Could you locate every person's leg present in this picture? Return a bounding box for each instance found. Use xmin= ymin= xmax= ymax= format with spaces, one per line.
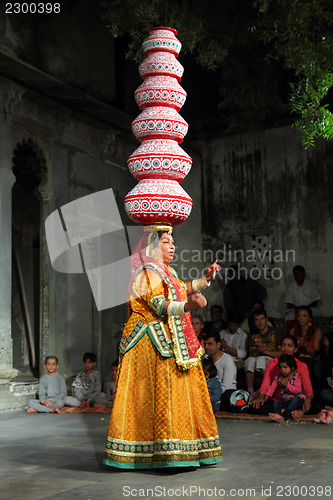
xmin=282 ymin=396 xmax=303 ymax=420
xmin=245 ymin=357 xmax=255 ymax=392
xmin=273 ymin=400 xmax=284 ymax=415
xmin=27 ymin=399 xmax=50 ymax=413
xmin=93 ymin=392 xmax=107 ymax=408
xmin=49 ymin=398 xmax=65 ymax=410
xmin=255 ymin=356 xmax=271 ymax=371
xmin=64 ymin=396 xmax=81 ymax=407
xmin=268 ymin=400 xmax=285 ymax=422
xmin=219 ymin=389 xmax=236 ymax=411
xmin=249 ymin=398 xmax=274 ymax=415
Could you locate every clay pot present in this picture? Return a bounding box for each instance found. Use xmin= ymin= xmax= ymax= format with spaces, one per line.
xmin=124 ymin=179 xmax=192 ymax=226
xmin=127 ymin=139 xmax=192 ymax=182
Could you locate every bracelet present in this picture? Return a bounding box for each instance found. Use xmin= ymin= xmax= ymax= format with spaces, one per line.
xmin=192 ymin=276 xmax=211 ymax=292
xmin=167 ymin=301 xmax=186 ymax=316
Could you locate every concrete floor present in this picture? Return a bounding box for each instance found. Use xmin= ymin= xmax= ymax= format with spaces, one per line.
xmin=0 ymin=411 xmax=332 ymax=500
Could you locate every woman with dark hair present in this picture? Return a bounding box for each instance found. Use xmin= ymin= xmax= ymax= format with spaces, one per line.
xmin=290 ymin=305 xmax=322 ymax=366
xmin=250 ymin=335 xmax=313 ymax=417
xmin=103 ymin=225 xmax=222 ymax=469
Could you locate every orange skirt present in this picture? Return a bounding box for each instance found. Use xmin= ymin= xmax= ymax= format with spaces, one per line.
xmin=104 ymin=332 xmax=222 ymax=469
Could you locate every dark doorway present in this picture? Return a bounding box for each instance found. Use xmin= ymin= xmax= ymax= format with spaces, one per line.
xmin=11 ymin=139 xmax=46 ymax=377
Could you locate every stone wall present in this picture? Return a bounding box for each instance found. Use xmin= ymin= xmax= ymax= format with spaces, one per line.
xmin=189 ymin=126 xmax=333 ymax=321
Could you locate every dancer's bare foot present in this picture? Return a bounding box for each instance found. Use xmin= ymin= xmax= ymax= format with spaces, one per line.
xmin=291 ymin=410 xmax=304 ymax=420
xmin=48 ymin=408 xmax=60 ymax=413
xmin=27 ymin=408 xmax=37 ymax=413
xmin=269 ymin=413 xmax=284 ymax=423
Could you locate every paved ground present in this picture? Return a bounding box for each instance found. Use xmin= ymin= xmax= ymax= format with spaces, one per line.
xmin=0 ymin=411 xmax=332 ymax=500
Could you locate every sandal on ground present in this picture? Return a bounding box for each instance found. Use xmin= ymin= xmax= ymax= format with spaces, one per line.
xmin=313 ymin=409 xmax=327 ymax=423
xmin=313 ymin=409 xmax=333 ymax=424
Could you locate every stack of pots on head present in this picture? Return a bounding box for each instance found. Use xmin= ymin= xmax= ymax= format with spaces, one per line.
xmin=125 ymin=26 xmax=193 ymax=227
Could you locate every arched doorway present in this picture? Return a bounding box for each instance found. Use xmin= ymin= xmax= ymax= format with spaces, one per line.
xmin=11 ymin=139 xmax=47 ymax=377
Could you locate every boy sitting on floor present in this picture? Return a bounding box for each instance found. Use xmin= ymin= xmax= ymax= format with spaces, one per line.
xmin=27 ymin=355 xmax=66 ymax=413
xmin=64 ymin=352 xmax=104 ymax=408
xmin=103 ymin=360 xmax=118 ymax=409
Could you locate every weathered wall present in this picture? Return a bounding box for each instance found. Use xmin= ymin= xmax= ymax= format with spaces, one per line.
xmin=190 ymin=126 xmax=333 ymax=319
xmin=2 ymin=1 xmax=116 ymax=104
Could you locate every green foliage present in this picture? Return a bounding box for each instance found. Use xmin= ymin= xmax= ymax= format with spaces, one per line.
xmin=256 ymin=0 xmax=333 ymax=147
xmin=100 ymin=0 xmax=333 ymax=147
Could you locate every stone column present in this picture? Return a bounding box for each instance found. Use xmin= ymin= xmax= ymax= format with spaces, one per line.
xmin=0 ymin=121 xmax=18 ymax=379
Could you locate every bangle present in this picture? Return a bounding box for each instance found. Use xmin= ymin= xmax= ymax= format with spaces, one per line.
xmin=192 ymin=276 xmax=211 ymax=292
xmin=167 ymin=301 xmax=186 ymax=316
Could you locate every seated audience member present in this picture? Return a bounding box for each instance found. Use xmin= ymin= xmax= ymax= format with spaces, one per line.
xmin=290 ymin=305 xmax=322 ymax=368
xmin=219 ymin=311 xmax=247 ymax=368
xmin=245 ymin=309 xmax=280 ymax=393
xmin=203 ymin=305 xmax=227 ymax=336
xmin=201 ymin=357 xmax=222 ymax=413
xmin=223 ymin=264 xmax=267 ymax=318
xmin=266 ymin=354 xmax=306 ymax=423
xmin=285 ymin=265 xmax=321 ymax=332
xmin=203 ymin=332 xmax=237 ymax=396
xmin=102 ymin=360 xmax=118 ymax=409
xmin=64 ymin=352 xmax=104 ymax=408
xmin=27 ymin=355 xmax=66 ymax=413
xmin=313 ymin=316 xmax=333 ymax=408
xmin=250 ymin=335 xmax=313 ymax=416
xmin=241 ymin=301 xmax=275 ymax=334
xmin=192 ymin=314 xmax=205 ymax=346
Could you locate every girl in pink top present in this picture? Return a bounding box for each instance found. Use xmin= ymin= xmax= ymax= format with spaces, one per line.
xmin=266 ymin=354 xmax=305 ymax=422
xmin=251 ymin=335 xmax=313 ymax=418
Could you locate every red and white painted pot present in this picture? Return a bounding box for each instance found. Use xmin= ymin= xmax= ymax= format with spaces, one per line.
xmin=127 ymin=139 xmax=192 ymax=182
xmin=135 ymin=76 xmax=186 ymax=111
xmin=125 ymin=179 xmax=192 ymax=226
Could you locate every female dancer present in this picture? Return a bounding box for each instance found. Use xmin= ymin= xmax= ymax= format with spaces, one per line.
xmin=104 ymin=225 xmax=223 ymax=469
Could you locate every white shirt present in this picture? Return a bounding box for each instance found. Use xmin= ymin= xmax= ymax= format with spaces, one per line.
xmin=219 ymin=328 xmax=248 ymax=360
xmin=214 ymin=353 xmax=237 ymax=393
xmin=285 ymin=278 xmax=321 ymax=320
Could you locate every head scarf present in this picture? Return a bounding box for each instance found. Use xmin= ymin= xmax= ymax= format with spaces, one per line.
xmin=128 ymin=224 xmax=173 ymax=295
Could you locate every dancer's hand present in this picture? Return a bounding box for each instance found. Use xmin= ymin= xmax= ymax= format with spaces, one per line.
xmin=185 ymin=292 xmax=207 ymax=311
xmin=205 ymin=260 xmax=220 ymax=282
